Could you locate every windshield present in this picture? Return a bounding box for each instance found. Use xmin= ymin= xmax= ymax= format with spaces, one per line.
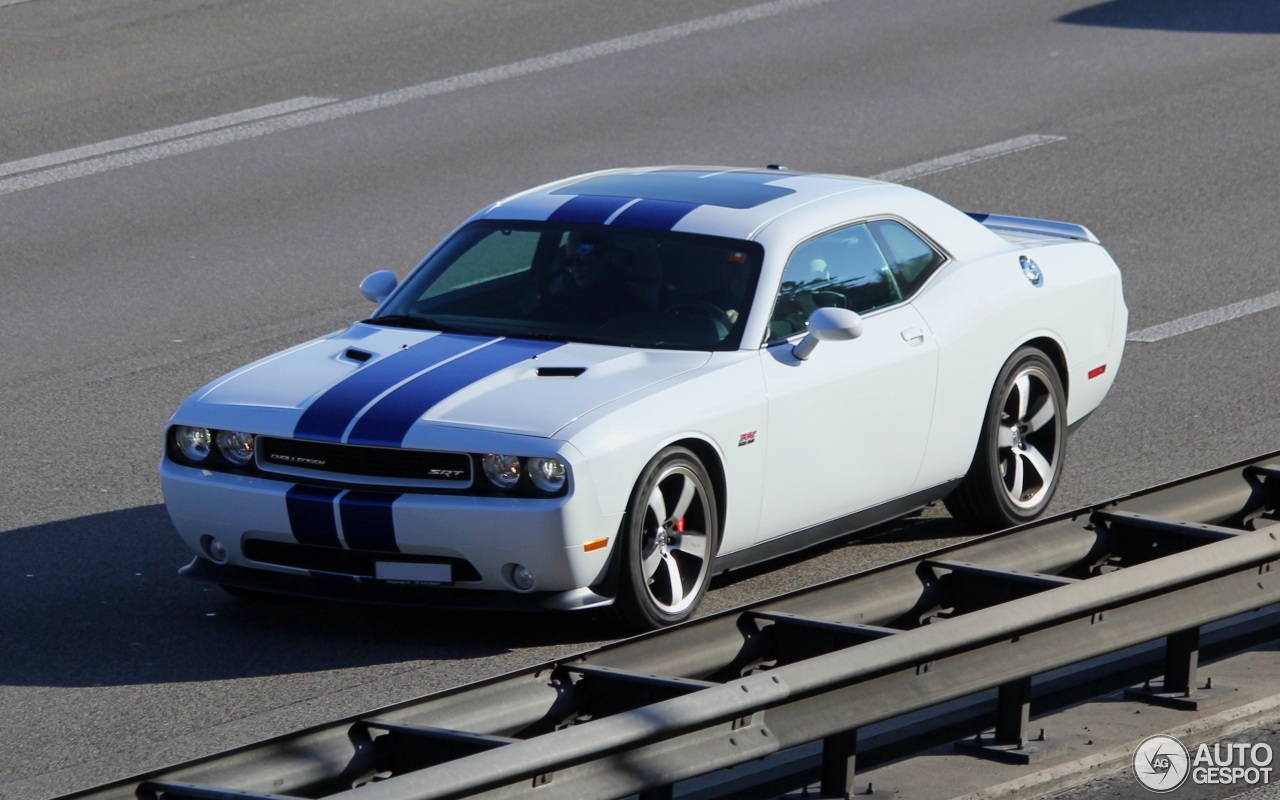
xmin=372 ymin=221 xmax=763 ymax=351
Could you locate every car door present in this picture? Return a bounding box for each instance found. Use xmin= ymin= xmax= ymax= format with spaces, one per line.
xmin=755 ymin=221 xmax=940 ymax=542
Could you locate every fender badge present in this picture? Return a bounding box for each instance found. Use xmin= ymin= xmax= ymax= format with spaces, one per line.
xmin=738 ymin=431 xmax=757 ymax=447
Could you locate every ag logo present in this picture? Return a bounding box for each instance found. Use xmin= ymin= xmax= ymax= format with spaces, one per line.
xmin=1134 ymin=734 xmax=1190 ymax=792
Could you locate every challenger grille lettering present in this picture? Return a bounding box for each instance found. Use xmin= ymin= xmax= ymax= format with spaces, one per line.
xmin=257 ymin=437 xmax=471 ymax=484
xmin=269 ymin=453 xmax=327 ymax=467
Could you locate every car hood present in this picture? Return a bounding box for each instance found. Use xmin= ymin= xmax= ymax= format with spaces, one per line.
xmin=187 ymin=324 xmax=711 ymax=443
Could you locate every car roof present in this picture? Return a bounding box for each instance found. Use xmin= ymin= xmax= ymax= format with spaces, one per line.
xmin=474 ymin=166 xmax=900 ymax=241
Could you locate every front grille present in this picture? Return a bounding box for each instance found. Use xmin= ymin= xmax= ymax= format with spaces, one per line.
xmin=257 ymin=437 xmax=471 ymax=483
xmin=244 ymin=539 xmax=483 ymax=582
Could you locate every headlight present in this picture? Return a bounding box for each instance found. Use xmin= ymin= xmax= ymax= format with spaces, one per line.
xmin=528 ymin=457 xmax=567 ymax=493
xmin=482 ymin=454 xmax=521 ymax=490
xmin=215 ymin=431 xmax=255 ymax=467
xmin=173 ymin=426 xmax=213 ymax=462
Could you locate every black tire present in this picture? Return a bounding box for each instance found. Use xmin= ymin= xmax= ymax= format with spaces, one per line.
xmin=611 ymin=446 xmax=719 ymax=630
xmin=944 ymin=347 xmax=1067 ymax=529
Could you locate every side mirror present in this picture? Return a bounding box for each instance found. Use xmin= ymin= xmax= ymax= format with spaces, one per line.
xmin=792 ymin=306 xmax=863 ymax=361
xmin=359 ymin=270 xmax=398 ymax=303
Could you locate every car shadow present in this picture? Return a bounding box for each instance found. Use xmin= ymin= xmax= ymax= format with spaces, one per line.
xmin=1059 ymin=0 xmax=1280 ymax=34
xmin=0 ymin=505 xmax=612 ymax=688
xmin=710 ymin=510 xmax=983 ymax=590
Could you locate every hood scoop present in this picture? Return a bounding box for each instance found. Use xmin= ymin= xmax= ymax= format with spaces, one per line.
xmin=343 ymin=348 xmax=374 ymax=364
xmin=536 ymin=366 xmax=586 ymax=378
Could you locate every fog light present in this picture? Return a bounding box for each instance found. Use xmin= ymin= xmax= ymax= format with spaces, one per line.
xmin=202 ymin=535 xmax=228 ymax=564
xmin=512 ymin=564 xmax=535 ymax=590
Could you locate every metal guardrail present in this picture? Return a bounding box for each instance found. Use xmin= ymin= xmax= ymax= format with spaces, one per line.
xmin=62 ymin=454 xmax=1280 ymax=800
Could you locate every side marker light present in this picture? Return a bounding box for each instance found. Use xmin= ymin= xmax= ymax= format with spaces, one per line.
xmin=1088 ymin=365 xmax=1107 ymax=380
xmin=584 ymin=538 xmax=609 ymax=552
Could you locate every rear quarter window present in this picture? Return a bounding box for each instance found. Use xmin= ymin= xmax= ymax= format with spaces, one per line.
xmin=870 ymin=219 xmax=944 ymax=295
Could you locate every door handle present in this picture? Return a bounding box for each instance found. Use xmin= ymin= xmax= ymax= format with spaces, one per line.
xmin=901 ymin=327 xmax=925 ymax=346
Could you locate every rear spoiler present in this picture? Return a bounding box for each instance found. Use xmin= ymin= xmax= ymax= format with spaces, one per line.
xmin=966 ymin=212 xmax=1100 ymax=244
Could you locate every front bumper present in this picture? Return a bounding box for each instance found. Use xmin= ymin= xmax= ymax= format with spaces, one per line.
xmin=160 ymin=459 xmax=622 ymax=608
xmin=181 ymin=558 xmax=613 ymax=611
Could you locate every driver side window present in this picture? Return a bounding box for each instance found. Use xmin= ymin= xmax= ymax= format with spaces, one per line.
xmin=769 ymin=223 xmax=898 ymax=339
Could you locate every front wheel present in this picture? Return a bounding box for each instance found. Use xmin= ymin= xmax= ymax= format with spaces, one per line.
xmin=945 ymin=347 xmax=1067 ymax=529
xmin=611 ymin=446 xmax=719 ymax=630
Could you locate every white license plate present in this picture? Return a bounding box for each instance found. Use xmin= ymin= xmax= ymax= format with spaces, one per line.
xmin=375 ymin=561 xmax=452 ymax=584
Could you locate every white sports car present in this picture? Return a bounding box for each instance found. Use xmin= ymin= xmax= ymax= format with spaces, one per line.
xmin=161 ymin=166 xmax=1126 ymax=628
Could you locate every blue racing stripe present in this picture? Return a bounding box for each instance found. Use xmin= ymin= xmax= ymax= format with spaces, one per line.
xmin=711 ymin=170 xmax=791 ymax=185
xmin=294 ymin=334 xmax=492 ymax=442
xmin=338 ymin=491 xmax=400 ymax=553
xmin=546 ymin=194 xmax=632 ymax=224
xmin=347 ymin=338 xmax=562 ymax=447
xmin=285 ymin=485 xmax=342 ymax=548
xmin=611 ymin=198 xmax=700 ymax=230
xmin=552 ymin=171 xmax=793 ymax=209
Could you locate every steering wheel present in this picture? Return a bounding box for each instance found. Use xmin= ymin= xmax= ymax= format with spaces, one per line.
xmin=664 ymin=300 xmax=734 ymax=332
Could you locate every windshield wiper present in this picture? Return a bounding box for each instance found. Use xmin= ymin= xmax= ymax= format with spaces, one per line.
xmin=363 ymin=314 xmax=426 ymax=328
xmin=363 ymin=315 xmax=474 ymax=333
xmin=504 ymin=330 xmax=574 ymax=343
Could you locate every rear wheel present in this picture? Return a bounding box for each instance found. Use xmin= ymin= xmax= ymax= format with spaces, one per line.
xmin=612 ymin=446 xmax=718 ymax=630
xmin=945 ymin=347 xmax=1066 ymax=529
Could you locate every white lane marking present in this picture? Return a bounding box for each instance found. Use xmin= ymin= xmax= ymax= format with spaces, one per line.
xmin=0 ymin=101 xmax=363 ymax=196
xmin=0 ymin=97 xmax=337 ymax=179
xmin=1127 ymin=290 xmax=1280 ymax=342
xmin=873 ymin=135 xmax=1066 ymax=182
xmin=0 ymin=0 xmax=835 ymax=196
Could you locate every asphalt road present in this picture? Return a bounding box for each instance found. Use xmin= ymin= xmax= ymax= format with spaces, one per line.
xmin=2 ymin=1 xmax=1279 ymax=797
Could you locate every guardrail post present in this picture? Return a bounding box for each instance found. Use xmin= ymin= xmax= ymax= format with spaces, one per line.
xmin=820 ymin=728 xmax=857 ymax=798
xmin=820 ymin=727 xmax=890 ymax=797
xmin=994 ymin=676 xmax=1032 ymax=748
xmin=955 ymin=676 xmax=1050 ymax=764
xmin=1125 ymin=626 xmax=1231 ymax=710
xmin=1165 ymin=627 xmax=1199 ymax=695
